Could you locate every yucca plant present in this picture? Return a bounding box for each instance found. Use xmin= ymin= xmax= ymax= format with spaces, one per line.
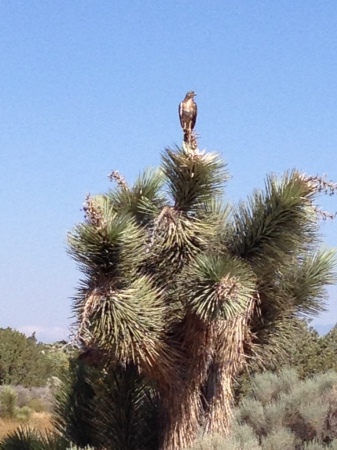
xmin=0 ymin=427 xmax=68 ymax=450
xmin=67 ymin=130 xmax=336 ymax=450
xmin=53 ymin=359 xmax=96 ymax=448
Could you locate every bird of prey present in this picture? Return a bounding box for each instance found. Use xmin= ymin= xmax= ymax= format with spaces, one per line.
xmin=179 ymin=91 xmax=197 ymax=144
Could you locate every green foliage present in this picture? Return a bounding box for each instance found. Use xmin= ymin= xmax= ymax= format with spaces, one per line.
xmin=15 ymin=405 xmax=32 ymax=422
xmin=4 ymin=385 xmax=53 ymax=413
xmin=0 ymin=428 xmax=42 ymax=450
xmin=26 ymin=398 xmax=46 ymax=413
xmin=236 ymin=369 xmax=337 ymax=447
xmin=107 ymin=168 xmax=166 ymax=225
xmin=0 ymin=386 xmax=33 ymax=421
xmin=53 ymin=359 xmax=159 ymax=450
xmin=183 ymin=254 xmax=256 ymax=321
xmin=190 ymin=370 xmax=337 ymax=449
xmin=162 ymin=147 xmax=228 ymax=211
xmin=283 ymin=320 xmax=337 ymax=379
xmin=53 ymin=360 xmax=95 ymax=448
xmin=234 ymin=318 xmax=337 ymax=403
xmin=0 ymin=427 xmax=68 ymax=450
xmin=92 ymin=364 xmax=159 ymax=450
xmin=0 ymin=328 xmax=62 ymax=387
xmin=190 ymin=427 xmax=261 ymax=450
xmin=260 ymin=428 xmax=297 ymax=450
xmin=0 ymin=386 xmax=17 ymax=418
xmin=66 ymin=144 xmax=336 ymax=449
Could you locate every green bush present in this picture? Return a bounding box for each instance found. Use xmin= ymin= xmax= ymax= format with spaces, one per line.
xmin=27 ymin=397 xmax=46 ymax=413
xmin=0 ymin=328 xmax=59 ymax=387
xmin=283 ymin=321 xmax=337 ymax=379
xmin=0 ymin=386 xmax=34 ymax=422
xmin=0 ymin=386 xmax=17 ymax=418
xmin=11 ymin=385 xmax=53 ymax=412
xmin=234 ymin=320 xmax=337 ymax=403
xmin=302 ymin=440 xmax=337 ymax=450
xmin=15 ymin=405 xmax=32 ymax=422
xmin=247 ymin=368 xmax=298 ymax=406
xmin=236 ymin=369 xmax=337 ymax=447
xmin=260 ymin=428 xmax=296 ymax=450
xmin=191 ymin=369 xmax=337 ymax=450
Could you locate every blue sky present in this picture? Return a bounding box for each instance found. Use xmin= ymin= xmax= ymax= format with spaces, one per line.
xmin=1 ymin=1 xmax=337 ymax=342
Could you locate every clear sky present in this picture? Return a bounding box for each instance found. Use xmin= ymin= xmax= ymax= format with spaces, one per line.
xmin=1 ymin=1 xmax=337 ymax=342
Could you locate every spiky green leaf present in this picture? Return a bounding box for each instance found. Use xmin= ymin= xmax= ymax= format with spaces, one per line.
xmin=162 ymin=146 xmax=229 ymax=212
xmin=228 ymin=171 xmax=318 ymax=275
xmin=183 ymin=254 xmax=256 ymax=321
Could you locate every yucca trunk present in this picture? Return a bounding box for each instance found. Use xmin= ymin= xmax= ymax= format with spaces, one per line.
xmin=203 ymin=303 xmax=255 ymax=435
xmin=159 ymin=385 xmax=200 ymax=450
xmin=159 ymin=304 xmax=254 ymax=449
xmin=156 ymin=314 xmax=211 ymax=450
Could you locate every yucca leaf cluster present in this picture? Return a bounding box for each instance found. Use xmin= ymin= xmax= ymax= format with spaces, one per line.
xmin=67 ymin=145 xmax=336 ymax=450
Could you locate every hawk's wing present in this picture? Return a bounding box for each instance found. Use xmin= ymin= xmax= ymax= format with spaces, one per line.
xmin=190 ymin=101 xmax=197 ymax=130
xmin=178 ymin=101 xmax=184 ymax=128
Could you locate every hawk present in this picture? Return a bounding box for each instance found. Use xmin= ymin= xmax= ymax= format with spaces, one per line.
xmin=179 ymin=91 xmax=197 ymax=143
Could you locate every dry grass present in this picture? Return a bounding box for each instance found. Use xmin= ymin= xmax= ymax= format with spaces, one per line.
xmin=0 ymin=412 xmax=53 ymax=439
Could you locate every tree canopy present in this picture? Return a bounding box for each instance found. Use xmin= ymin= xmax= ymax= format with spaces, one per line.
xmin=0 ymin=328 xmax=66 ymax=387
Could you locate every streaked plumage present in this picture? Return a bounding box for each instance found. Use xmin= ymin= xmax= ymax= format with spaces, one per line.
xmin=179 ymin=91 xmax=197 ymax=143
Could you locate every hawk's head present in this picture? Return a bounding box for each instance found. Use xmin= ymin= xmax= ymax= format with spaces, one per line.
xmin=185 ymin=91 xmax=197 ymax=99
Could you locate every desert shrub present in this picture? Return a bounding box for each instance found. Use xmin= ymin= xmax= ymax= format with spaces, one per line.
xmin=189 ymin=433 xmax=231 ymax=450
xmin=263 ymin=400 xmax=287 ymax=433
xmin=248 ymin=369 xmax=298 ymax=406
xmin=232 ymin=424 xmax=260 ymax=448
xmin=2 ymin=385 xmax=53 ymax=412
xmin=10 ymin=384 xmax=30 ymax=406
xmin=0 ymin=328 xmax=59 ymax=387
xmin=235 ymin=369 xmax=337 ymax=447
xmin=190 ymin=428 xmax=337 ymax=450
xmin=190 ymin=426 xmax=261 ymax=450
xmin=260 ymin=428 xmax=297 ymax=449
xmin=235 ymin=320 xmax=337 ymax=402
xmin=15 ymin=405 xmax=32 ymax=422
xmin=316 ymin=371 xmax=337 ymax=394
xmin=0 ymin=386 xmax=17 ymax=418
xmin=236 ymin=397 xmax=267 ymax=436
xmin=281 ymin=373 xmax=336 ymax=442
xmin=0 ymin=386 xmax=35 ymax=422
xmin=302 ymin=441 xmax=330 ymax=450
xmin=27 ymin=398 xmax=46 ymax=413
xmin=28 ymin=387 xmax=54 ymax=412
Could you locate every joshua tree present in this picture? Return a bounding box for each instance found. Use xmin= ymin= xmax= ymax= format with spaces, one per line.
xmin=67 ymin=111 xmax=336 ymax=450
